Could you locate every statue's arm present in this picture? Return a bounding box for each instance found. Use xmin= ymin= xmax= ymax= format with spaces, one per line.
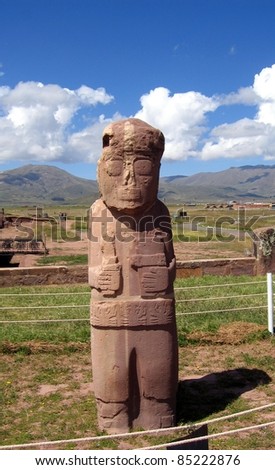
xmin=88 ymin=202 xmax=121 ymax=296
xmin=157 ymin=200 xmax=176 ymax=283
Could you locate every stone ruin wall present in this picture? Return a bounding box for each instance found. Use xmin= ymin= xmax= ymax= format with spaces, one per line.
xmin=0 ymin=257 xmax=258 ymax=288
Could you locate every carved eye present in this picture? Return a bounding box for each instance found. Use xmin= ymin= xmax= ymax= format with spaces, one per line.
xmin=134 ymin=159 xmax=153 ymax=176
xmin=106 ymin=159 xmax=123 ymax=176
xmin=103 ymin=134 xmax=110 ymax=147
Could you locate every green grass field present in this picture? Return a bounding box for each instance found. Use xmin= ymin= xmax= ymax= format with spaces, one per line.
xmin=0 ymin=275 xmax=270 ymax=345
xmin=1 ymin=275 xmax=275 ymax=450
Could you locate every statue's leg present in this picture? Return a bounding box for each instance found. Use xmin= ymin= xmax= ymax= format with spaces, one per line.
xmin=95 ymin=399 xmax=129 ymax=433
xmin=91 ymin=327 xmax=130 ymax=433
xmin=132 ymin=325 xmax=178 ymax=430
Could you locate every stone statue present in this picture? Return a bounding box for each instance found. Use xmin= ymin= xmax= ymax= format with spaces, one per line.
xmin=88 ymin=118 xmax=178 ymax=433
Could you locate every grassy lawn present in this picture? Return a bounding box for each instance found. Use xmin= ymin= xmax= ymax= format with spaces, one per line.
xmin=37 ymin=254 xmax=88 ymax=266
xmin=0 ymin=275 xmax=269 ymax=344
xmin=1 ymin=275 xmax=275 ymax=450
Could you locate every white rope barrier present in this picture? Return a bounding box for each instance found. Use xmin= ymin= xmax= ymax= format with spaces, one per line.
xmin=0 ymin=318 xmax=89 ymax=324
xmin=1 ymin=277 xmax=273 ymax=450
xmin=174 ymin=280 xmax=266 ymax=290
xmin=0 ymin=292 xmax=90 ymax=297
xmin=140 ymin=420 xmax=275 ymax=450
xmin=0 ymin=305 xmax=267 ymax=324
xmin=0 ymin=303 xmax=268 ymax=324
xmin=176 ymin=292 xmax=266 ymax=302
xmin=0 ymin=304 xmax=89 ymax=310
xmin=0 ymin=403 xmax=274 ymax=450
xmin=0 ymin=280 xmax=266 ymax=298
xmin=176 ymin=305 xmax=267 ymax=316
xmin=0 ymin=292 xmax=266 ymax=309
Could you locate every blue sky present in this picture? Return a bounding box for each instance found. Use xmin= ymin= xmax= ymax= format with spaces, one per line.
xmin=1 ymin=0 xmax=275 ymax=180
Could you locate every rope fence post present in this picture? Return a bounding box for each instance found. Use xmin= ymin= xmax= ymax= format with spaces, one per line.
xmin=267 ymin=272 xmax=274 ymax=335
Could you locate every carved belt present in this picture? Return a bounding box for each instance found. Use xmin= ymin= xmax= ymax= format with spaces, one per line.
xmin=91 ymin=298 xmax=175 ymax=327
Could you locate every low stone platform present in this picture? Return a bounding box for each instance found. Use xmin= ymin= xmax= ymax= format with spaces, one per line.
xmin=0 ymin=257 xmax=260 ymax=287
xmin=176 ymin=257 xmax=256 ymax=278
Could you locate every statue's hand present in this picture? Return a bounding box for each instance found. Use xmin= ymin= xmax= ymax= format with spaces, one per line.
xmin=141 ymin=266 xmax=168 ymax=294
xmin=98 ymin=264 xmax=121 ymax=295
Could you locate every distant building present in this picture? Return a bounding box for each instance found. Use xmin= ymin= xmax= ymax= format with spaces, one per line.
xmin=232 ymin=202 xmax=271 ymax=210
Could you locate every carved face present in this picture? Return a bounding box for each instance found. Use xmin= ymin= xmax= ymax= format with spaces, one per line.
xmin=97 ymin=119 xmax=164 ymax=215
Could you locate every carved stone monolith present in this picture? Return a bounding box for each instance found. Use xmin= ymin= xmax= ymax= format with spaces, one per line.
xmin=88 ymin=118 xmax=178 ymax=433
xmin=254 ymin=227 xmax=275 ymax=275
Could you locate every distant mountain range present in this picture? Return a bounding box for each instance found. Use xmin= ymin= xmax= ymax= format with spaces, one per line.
xmin=1 ymin=163 xmax=275 ymax=205
xmin=0 ymin=164 xmax=98 ymax=205
xmin=159 ymin=164 xmax=275 ymax=203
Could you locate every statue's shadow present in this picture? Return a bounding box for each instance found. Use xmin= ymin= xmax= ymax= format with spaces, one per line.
xmin=176 ymin=368 xmax=271 ymax=423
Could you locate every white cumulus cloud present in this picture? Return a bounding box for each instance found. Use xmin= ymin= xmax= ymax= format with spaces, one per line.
xmin=1 ymin=64 xmax=275 ymax=167
xmin=200 ymin=64 xmax=275 ymax=161
xmin=135 ymin=87 xmax=219 ymax=160
xmin=65 ymin=112 xmax=124 ymax=163
xmin=0 ymin=81 xmax=114 ymax=164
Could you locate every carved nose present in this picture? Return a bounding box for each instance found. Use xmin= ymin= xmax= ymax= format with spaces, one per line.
xmin=123 ymin=164 xmax=135 ymax=185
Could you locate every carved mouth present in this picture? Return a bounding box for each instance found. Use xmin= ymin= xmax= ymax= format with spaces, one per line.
xmin=118 ymin=187 xmax=141 ymax=201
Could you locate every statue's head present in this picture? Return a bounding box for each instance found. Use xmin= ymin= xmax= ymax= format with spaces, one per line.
xmin=97 ymin=118 xmax=164 ymax=215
